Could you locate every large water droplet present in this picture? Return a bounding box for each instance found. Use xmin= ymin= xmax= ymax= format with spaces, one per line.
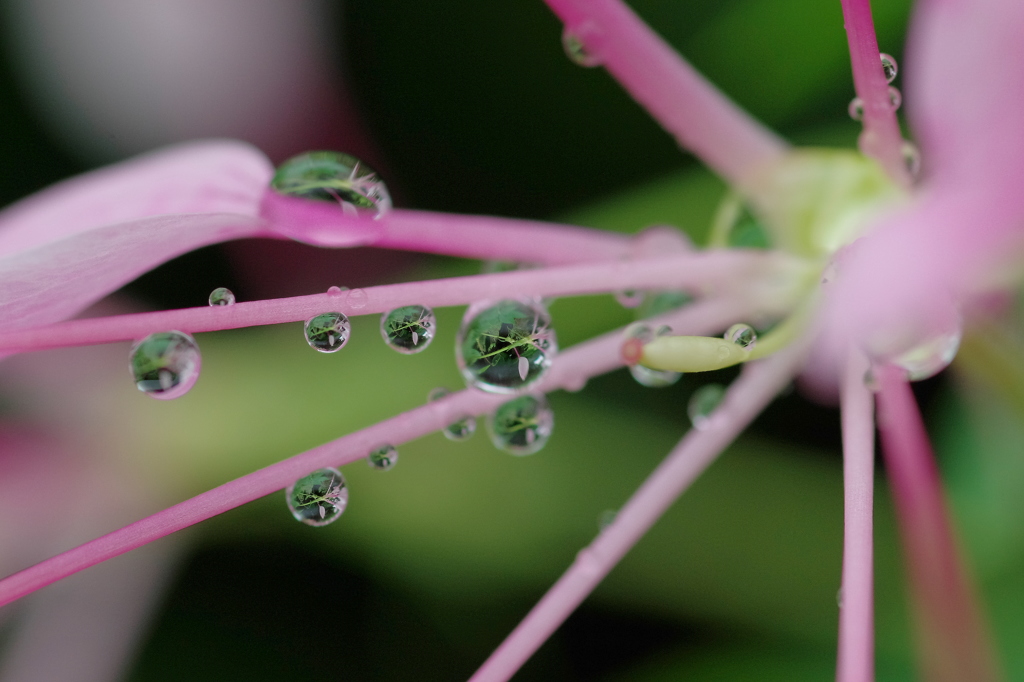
xmin=725 ymin=323 xmax=757 ymax=350
xmin=304 ymin=312 xmax=351 ymax=353
xmin=880 ymin=53 xmax=898 ymax=83
xmin=488 ymin=395 xmax=554 ymax=455
xmin=130 ymin=331 xmax=201 ymax=400
xmin=381 ymin=305 xmax=435 ymax=354
xmin=208 ymin=287 xmax=235 ymax=307
xmin=688 ymin=384 xmax=725 ymax=430
xmin=848 ymin=97 xmax=865 ymax=122
xmin=624 ymin=323 xmax=682 ymax=388
xmin=561 ymin=24 xmax=602 ymax=67
xmin=368 ymin=444 xmax=398 ymax=471
xmin=286 ymin=468 xmax=349 ymax=526
xmin=888 ymin=327 xmax=962 ymax=381
xmin=428 ymin=387 xmax=477 ymax=441
xmin=888 ymin=86 xmax=902 ymax=111
xmin=271 ymin=151 xmax=392 ymax=219
xmin=457 ymin=299 xmax=557 ymax=393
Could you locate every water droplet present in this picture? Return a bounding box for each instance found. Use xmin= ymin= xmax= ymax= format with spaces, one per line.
xmin=488 ymin=395 xmax=554 ymax=455
xmin=888 ymin=86 xmax=902 ymax=111
xmin=636 ymin=290 xmax=692 ymax=320
xmin=836 ymin=587 xmax=844 ymax=608
xmin=863 ymin=368 xmax=879 ymax=392
xmin=271 ymin=151 xmax=391 ymax=219
xmin=614 ymin=289 xmax=645 ymax=309
xmin=901 ymin=141 xmax=921 ymax=179
xmin=457 ymin=299 xmax=557 ymax=393
xmin=381 ymin=305 xmax=435 ymax=354
xmin=427 ymin=387 xmax=477 ymax=441
xmin=725 ymin=323 xmax=757 ymax=350
xmin=304 ymin=312 xmax=351 ymax=353
xmin=624 ymin=323 xmax=682 ymax=388
xmin=848 ymin=97 xmax=864 ymax=122
xmin=889 ymin=327 xmax=962 ymax=381
xmin=880 ymin=53 xmax=898 ymax=83
xmin=208 ymin=287 xmax=235 ymax=307
xmin=561 ymin=24 xmax=602 ymax=67
xmin=598 ymin=509 xmax=617 ymax=530
xmin=631 ymin=224 xmax=692 ymax=257
xmin=286 ymin=468 xmax=349 ymax=526
xmin=345 ymin=287 xmax=368 ymax=310
xmin=130 ymin=331 xmax=201 ymax=400
xmin=368 ymin=444 xmax=398 ymax=471
xmin=688 ymin=384 xmax=725 ymax=430
xmin=327 ymin=285 xmax=347 ymax=297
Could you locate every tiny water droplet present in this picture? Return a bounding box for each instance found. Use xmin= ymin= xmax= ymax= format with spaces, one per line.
xmin=624 ymin=323 xmax=682 ymax=388
xmin=286 ymin=468 xmax=348 ymax=526
xmin=457 ymin=299 xmax=557 ymax=393
xmin=327 ymin=285 xmax=347 ymax=297
xmin=561 ymin=24 xmax=602 ymax=67
xmin=345 ymin=287 xmax=368 ymax=310
xmin=688 ymin=384 xmax=725 ymax=430
xmin=130 ymin=331 xmax=201 ymax=400
xmin=488 ymin=395 xmax=554 ymax=456
xmin=880 ymin=53 xmax=898 ymax=83
xmin=598 ymin=509 xmax=617 ymax=530
xmin=208 ymin=287 xmax=236 ymax=306
xmin=888 ymin=86 xmax=902 ymax=110
xmin=271 ymin=151 xmax=392 ymax=219
xmin=614 ymin=289 xmax=645 ymax=309
xmin=901 ymin=141 xmax=921 ymax=179
xmin=427 ymin=387 xmax=477 ymax=441
xmin=836 ymin=587 xmax=844 ymax=608
xmin=304 ymin=312 xmax=351 ymax=353
xmin=381 ymin=305 xmax=436 ymax=354
xmin=725 ymin=323 xmax=757 ymax=350
xmin=863 ymin=368 xmax=879 ymax=392
xmin=368 ymin=444 xmax=398 ymax=471
xmin=848 ymin=97 xmax=864 ymax=122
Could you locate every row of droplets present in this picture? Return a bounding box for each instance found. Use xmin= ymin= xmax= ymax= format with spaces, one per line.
xmin=847 ymin=52 xmax=921 ymax=179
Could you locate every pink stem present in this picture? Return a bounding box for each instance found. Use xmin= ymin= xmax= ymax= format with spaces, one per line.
xmin=0 ymin=297 xmax=751 ymax=608
xmin=839 ymin=0 xmax=910 ymax=185
xmin=876 ymin=366 xmax=1003 ymax=682
xmin=261 ymin=194 xmax=631 ymax=264
xmin=0 ymin=250 xmax=798 ymax=354
xmin=467 ymin=339 xmax=806 ymax=682
xmin=836 ymin=353 xmax=876 ymax=682
xmin=540 ymin=0 xmax=788 ymax=189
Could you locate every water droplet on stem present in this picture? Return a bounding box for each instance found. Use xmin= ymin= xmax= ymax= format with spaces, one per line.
xmin=130 ymin=331 xmax=201 ymax=400
xmin=286 ymin=468 xmax=348 ymax=526
xmin=271 ymin=151 xmax=392 ymax=219
xmin=208 ymin=287 xmax=236 ymax=306
xmin=457 ymin=299 xmax=557 ymax=393
xmin=488 ymin=395 xmax=554 ymax=455
xmin=304 ymin=312 xmax=351 ymax=353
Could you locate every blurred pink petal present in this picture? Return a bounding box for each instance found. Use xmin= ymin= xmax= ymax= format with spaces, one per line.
xmin=906 ymin=0 xmax=1024 ymax=197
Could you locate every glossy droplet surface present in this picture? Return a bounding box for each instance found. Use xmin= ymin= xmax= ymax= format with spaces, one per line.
xmin=304 ymin=312 xmax=351 ymax=353
xmin=488 ymin=395 xmax=554 ymax=456
xmin=327 ymin=285 xmax=347 ymax=297
xmin=428 ymin=387 xmax=477 ymax=441
xmin=346 ymin=288 xmax=368 ymax=310
xmin=286 ymin=468 xmax=348 ymax=526
xmin=561 ymin=26 xmax=601 ymax=67
xmin=614 ymin=289 xmax=644 ymax=309
xmin=888 ymin=86 xmax=902 ymax=110
xmin=624 ymin=323 xmax=682 ymax=388
xmin=381 ymin=305 xmax=435 ymax=354
xmin=880 ymin=53 xmax=898 ymax=83
xmin=902 ymin=141 xmax=922 ymax=179
xmin=889 ymin=327 xmax=962 ymax=381
xmin=271 ymin=151 xmax=392 ymax=219
xmin=368 ymin=444 xmax=398 ymax=471
xmin=457 ymin=299 xmax=557 ymax=393
xmin=208 ymin=287 xmax=235 ymax=307
xmin=725 ymin=323 xmax=757 ymax=350
xmin=688 ymin=384 xmax=725 ymax=430
xmin=130 ymin=331 xmax=201 ymax=400
xmin=848 ymin=97 xmax=864 ymax=122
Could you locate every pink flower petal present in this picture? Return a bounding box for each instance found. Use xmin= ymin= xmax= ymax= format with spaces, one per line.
xmin=906 ymin=0 xmax=1024 ymax=198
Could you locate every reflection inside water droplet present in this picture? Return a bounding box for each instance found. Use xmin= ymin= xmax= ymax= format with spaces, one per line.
xmin=368 ymin=444 xmax=398 ymax=471
xmin=624 ymin=323 xmax=682 ymax=388
xmin=129 ymin=331 xmax=201 ymax=400
xmin=304 ymin=312 xmax=351 ymax=353
xmin=286 ymin=468 xmax=348 ymax=526
xmin=561 ymin=23 xmax=603 ymax=67
xmin=688 ymin=384 xmax=725 ymax=430
xmin=381 ymin=305 xmax=435 ymax=354
xmin=725 ymin=323 xmax=757 ymax=350
xmin=457 ymin=299 xmax=557 ymax=393
xmin=428 ymin=387 xmax=477 ymax=441
xmin=271 ymin=151 xmax=391 ymax=219
xmin=880 ymin=53 xmax=898 ymax=83
xmin=208 ymin=287 xmax=235 ymax=307
xmin=488 ymin=395 xmax=554 ymax=455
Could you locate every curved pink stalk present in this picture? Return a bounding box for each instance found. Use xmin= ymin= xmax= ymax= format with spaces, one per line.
xmin=468 ymin=340 xmax=806 ymax=682
xmin=839 ymin=0 xmax=909 ymax=185
xmin=540 ymin=0 xmax=787 ymax=189
xmin=0 ymin=297 xmax=750 ymax=608
xmin=836 ymin=353 xmax=875 ymax=682
xmin=0 ymin=249 xmax=799 ymax=355
xmin=876 ymin=365 xmax=1003 ymax=682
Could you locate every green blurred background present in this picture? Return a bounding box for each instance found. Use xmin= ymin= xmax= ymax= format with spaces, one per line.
xmin=3 ymin=0 xmax=1024 ymax=680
